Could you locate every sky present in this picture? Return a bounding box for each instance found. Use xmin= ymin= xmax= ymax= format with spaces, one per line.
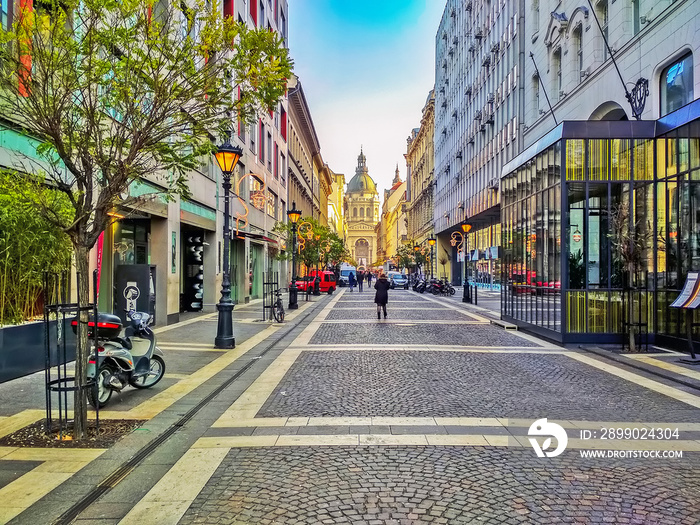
xmin=288 ymin=0 xmax=446 ymax=201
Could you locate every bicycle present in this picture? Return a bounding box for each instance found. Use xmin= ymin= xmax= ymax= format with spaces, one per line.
xmin=271 ymin=288 xmax=285 ymax=323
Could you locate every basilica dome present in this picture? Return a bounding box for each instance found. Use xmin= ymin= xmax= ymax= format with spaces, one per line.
xmin=346 ymin=148 xmax=378 ymax=195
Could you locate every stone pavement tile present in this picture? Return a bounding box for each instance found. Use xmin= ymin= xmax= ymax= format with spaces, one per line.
xmin=348 ymin=425 xmax=391 ymax=435
xmin=296 ymin=425 xmax=351 ymax=435
xmin=253 ymin=426 xmax=299 ymax=436
xmin=178 ymin=447 xmax=700 ymax=524
xmin=72 ymin=502 xmax=134 ymax=520
xmin=201 ymin=427 xmax=256 ymax=437
xmin=390 ymin=426 xmax=447 ymax=435
xmin=443 ymin=425 xmax=512 ymax=436
xmin=0 ymin=460 xmax=42 ymax=490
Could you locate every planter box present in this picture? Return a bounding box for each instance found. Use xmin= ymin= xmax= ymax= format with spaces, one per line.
xmin=0 ymin=319 xmax=76 ymax=383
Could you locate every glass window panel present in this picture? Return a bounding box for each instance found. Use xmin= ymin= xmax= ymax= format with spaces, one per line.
xmin=568 ymin=183 xmax=586 ymax=289
xmin=589 ymin=139 xmax=609 ymax=181
xmin=588 ymin=291 xmax=609 ymax=333
xmin=588 ymin=184 xmax=609 ymax=288
xmin=609 ymin=183 xmax=630 ymax=289
xmin=679 ymin=138 xmax=690 ymax=173
xmin=566 ymin=140 xmax=585 ymax=181
xmin=611 ymin=139 xmax=631 ymax=181
xmin=667 ymin=179 xmax=679 ymax=289
xmin=633 ymin=139 xmax=654 ymax=181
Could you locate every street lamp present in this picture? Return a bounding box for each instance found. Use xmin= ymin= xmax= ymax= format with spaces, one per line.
xmin=428 ymin=236 xmax=436 ymax=280
xmin=461 ymin=221 xmax=472 ymax=302
xmin=213 ymin=139 xmax=242 ymax=349
xmin=314 ymin=234 xmax=321 ymax=295
xmin=287 ymin=202 xmax=301 ymax=310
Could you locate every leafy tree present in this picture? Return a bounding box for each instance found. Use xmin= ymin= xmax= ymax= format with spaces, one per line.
xmin=0 ymin=172 xmax=73 ymax=324
xmin=0 ymin=0 xmax=292 ymax=438
xmin=273 ymin=217 xmax=348 ymax=274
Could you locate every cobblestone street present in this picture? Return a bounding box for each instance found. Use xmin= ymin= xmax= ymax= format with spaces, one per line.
xmin=6 ymin=289 xmax=700 ymax=525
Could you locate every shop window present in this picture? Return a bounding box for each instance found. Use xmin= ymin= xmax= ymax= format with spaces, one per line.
xmin=660 ymin=53 xmax=694 ymax=117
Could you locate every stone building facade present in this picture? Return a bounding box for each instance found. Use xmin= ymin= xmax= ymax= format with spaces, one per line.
xmin=344 ymin=149 xmax=379 ymax=269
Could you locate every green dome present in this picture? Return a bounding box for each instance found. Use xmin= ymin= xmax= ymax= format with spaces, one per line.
xmin=347 ymin=148 xmax=378 ymax=194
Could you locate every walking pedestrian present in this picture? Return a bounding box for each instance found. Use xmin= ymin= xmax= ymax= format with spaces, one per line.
xmin=348 ymin=271 xmax=356 ymax=292
xmin=357 ymin=270 xmax=364 ymax=292
xmin=366 ymin=272 xmax=373 ymax=287
xmin=374 ymin=272 xmax=391 ymax=320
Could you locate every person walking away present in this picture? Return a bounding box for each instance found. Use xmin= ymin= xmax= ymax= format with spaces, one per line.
xmin=367 ymin=272 xmax=373 ymax=287
xmin=374 ymin=273 xmax=391 ymax=319
xmin=357 ymin=270 xmax=364 ymax=292
xmin=348 ymin=271 xmax=356 ymax=292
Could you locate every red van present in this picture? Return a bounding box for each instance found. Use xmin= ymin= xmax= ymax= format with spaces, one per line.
xmin=296 ymin=270 xmax=336 ymax=294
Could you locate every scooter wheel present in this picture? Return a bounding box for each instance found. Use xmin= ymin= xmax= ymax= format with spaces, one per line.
xmin=88 ymin=365 xmax=115 ymax=409
xmin=130 ymin=355 xmax=166 ymax=389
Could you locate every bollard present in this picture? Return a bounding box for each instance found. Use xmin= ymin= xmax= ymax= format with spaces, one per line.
xmin=474 ymin=284 xmax=478 ymax=305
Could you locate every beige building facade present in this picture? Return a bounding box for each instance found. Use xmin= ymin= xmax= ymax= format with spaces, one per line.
xmin=344 ymin=149 xmax=379 ymax=269
xmin=405 ymin=90 xmax=436 ymax=249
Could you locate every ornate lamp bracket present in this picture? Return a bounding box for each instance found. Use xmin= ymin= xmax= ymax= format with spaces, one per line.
xmin=627 ymin=78 xmax=649 ymax=121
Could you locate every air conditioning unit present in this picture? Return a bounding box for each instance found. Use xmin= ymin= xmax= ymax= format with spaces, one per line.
xmin=465 ymin=1 xmax=472 ymax=11
xmin=453 ymin=36 xmax=458 ymax=45
xmin=474 ymin=110 xmax=482 ymax=120
xmin=465 ymin=86 xmax=472 ymax=96
xmin=559 ymin=90 xmax=567 ymax=98
xmin=482 ymin=56 xmax=491 ymax=67
xmin=474 ymin=29 xmax=483 ymax=39
xmin=539 ymin=109 xmax=547 ymax=115
xmin=484 ymin=112 xmax=494 ymax=124
xmin=487 ymin=93 xmax=494 ymax=103
xmin=491 ymin=42 xmax=500 ymax=53
xmin=580 ymin=67 xmax=591 ymax=79
xmin=468 ymin=44 xmax=475 ymax=54
xmin=479 ymin=123 xmax=487 ymax=132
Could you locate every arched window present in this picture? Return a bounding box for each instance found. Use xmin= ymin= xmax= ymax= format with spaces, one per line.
xmin=661 ymin=53 xmax=693 ymax=116
xmin=360 ymin=208 xmax=365 ymax=218
xmin=366 ymin=207 xmax=371 ymax=218
xmin=353 ymin=207 xmax=357 ymax=217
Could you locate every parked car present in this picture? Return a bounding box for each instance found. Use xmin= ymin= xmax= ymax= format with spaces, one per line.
xmin=296 ymin=270 xmax=336 ymax=294
xmin=387 ymin=271 xmax=409 ymax=289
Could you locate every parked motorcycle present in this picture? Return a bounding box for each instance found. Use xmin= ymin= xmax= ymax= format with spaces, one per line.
xmin=71 ymin=310 xmax=166 ymax=408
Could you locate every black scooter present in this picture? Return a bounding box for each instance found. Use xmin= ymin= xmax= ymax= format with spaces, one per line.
xmin=73 ymin=310 xmax=166 ymax=408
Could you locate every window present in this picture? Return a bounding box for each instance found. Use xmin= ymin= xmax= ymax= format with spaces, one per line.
xmin=259 ymin=120 xmax=264 ymax=159
xmin=532 ymin=76 xmax=540 ymax=117
xmin=274 ymin=143 xmax=279 ymax=179
xmin=249 ymin=0 xmax=257 ymax=26
xmin=267 ymin=190 xmax=277 ymax=218
xmin=532 ymin=0 xmax=539 ymax=33
xmin=573 ymin=25 xmax=583 ymax=83
xmin=353 ymin=207 xmax=357 ymax=217
xmin=250 ymin=123 xmax=256 ymax=154
xmin=259 ymin=1 xmax=264 ymax=28
xmin=280 ymin=153 xmax=286 ymax=186
xmin=1 ymin=0 xmax=9 ymax=30
xmin=360 ymin=208 xmax=364 ymax=218
xmin=280 ymin=107 xmax=287 ymax=141
xmin=553 ymin=48 xmax=562 ymax=99
xmin=223 ymin=0 xmax=233 ymax=19
xmin=366 ymin=207 xmax=371 ymax=218
xmin=266 ymin=132 xmax=272 ymax=170
xmin=280 ymin=10 xmax=286 ymax=42
xmin=661 ymin=53 xmax=694 ymax=116
xmin=597 ymin=0 xmax=608 ymax=61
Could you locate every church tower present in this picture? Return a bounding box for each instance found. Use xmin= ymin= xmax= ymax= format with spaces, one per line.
xmin=344 ymin=148 xmax=379 ymax=269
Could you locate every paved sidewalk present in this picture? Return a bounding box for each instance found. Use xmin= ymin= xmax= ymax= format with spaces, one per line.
xmin=4 ymin=288 xmax=700 ymax=524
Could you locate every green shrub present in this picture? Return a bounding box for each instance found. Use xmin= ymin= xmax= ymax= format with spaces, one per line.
xmin=0 ymin=171 xmax=73 ymax=325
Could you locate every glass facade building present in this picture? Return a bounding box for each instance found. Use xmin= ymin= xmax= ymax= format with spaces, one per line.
xmin=501 ymin=100 xmax=700 ymax=345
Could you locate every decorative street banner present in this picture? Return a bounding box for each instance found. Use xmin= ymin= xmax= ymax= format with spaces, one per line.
xmin=670 ymin=271 xmax=700 ymax=309
xmin=95 ymin=231 xmax=104 ymax=301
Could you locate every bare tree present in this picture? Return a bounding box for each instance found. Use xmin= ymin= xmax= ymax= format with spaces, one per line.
xmin=0 ymin=0 xmax=292 ymax=438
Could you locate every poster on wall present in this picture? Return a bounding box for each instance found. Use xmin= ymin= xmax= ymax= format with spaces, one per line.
xmin=171 ymin=232 xmax=177 ymax=274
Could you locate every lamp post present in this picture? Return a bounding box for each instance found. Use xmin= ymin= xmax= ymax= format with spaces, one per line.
xmin=313 ymin=234 xmax=321 ymax=295
xmin=287 ymin=202 xmax=301 ymax=309
xmin=213 ymin=140 xmax=243 ymax=349
xmin=428 ymin=236 xmax=436 ymax=280
xmin=460 ymin=221 xmax=472 ymax=302
xmin=413 ymin=244 xmax=420 ymax=277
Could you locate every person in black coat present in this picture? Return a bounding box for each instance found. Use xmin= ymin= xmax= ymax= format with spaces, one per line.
xmin=374 ymin=273 xmax=391 ymax=319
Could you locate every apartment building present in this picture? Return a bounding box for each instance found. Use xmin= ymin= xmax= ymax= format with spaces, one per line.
xmin=434 ymin=0 xmax=525 ymax=288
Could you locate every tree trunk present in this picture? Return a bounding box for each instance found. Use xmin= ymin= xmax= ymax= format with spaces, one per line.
xmin=73 ymin=243 xmax=90 ymax=440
